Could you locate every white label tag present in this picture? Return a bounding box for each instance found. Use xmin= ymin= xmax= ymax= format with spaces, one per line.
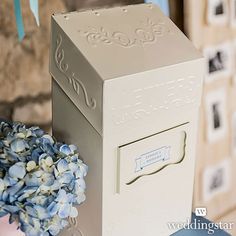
xmin=135 ymin=146 xmax=171 ymax=172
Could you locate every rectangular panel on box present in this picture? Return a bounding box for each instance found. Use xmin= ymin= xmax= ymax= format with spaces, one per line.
xmin=118 ymin=123 xmax=188 ymax=193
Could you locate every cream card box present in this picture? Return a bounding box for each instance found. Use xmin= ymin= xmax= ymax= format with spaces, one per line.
xmin=50 ymin=3 xmax=204 ymax=236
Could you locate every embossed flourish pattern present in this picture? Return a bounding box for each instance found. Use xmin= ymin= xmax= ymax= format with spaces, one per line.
xmin=80 ymin=18 xmax=171 ymax=47
xmin=55 ymin=35 xmax=96 ymax=109
xmin=67 ymin=217 xmax=84 ymax=236
xmin=111 ymin=75 xmax=200 ymax=126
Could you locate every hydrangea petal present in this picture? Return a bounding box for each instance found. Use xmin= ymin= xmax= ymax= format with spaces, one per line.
xmin=71 ymin=155 xmax=78 ymax=162
xmin=7 ymin=180 xmax=24 ymax=196
xmin=18 ymin=188 xmax=36 ymax=202
xmin=59 ymin=172 xmax=73 ymax=184
xmin=45 ymin=156 xmax=53 ymax=166
xmin=16 ymin=133 xmax=25 ymax=139
xmin=34 ymin=205 xmax=50 ymax=220
xmin=47 ymin=202 xmax=60 ymax=216
xmin=49 ymin=181 xmax=60 ymax=191
xmin=75 ymin=164 xmax=88 ymax=178
xmin=0 ymin=140 xmax=3 ymax=149
xmin=42 ymin=135 xmax=54 ymax=144
xmin=25 ymin=206 xmax=37 ymax=218
xmin=5 ymin=150 xmax=19 ymax=162
xmin=55 ymin=189 xmax=67 ymax=203
xmin=41 ymin=173 xmax=55 ymax=186
xmin=49 ymin=224 xmax=61 ymax=236
xmin=26 ymin=161 xmax=36 ymax=172
xmin=75 ymin=178 xmax=86 ymax=190
xmin=31 ymin=148 xmax=42 ymax=162
xmin=59 ymin=144 xmax=72 ymax=155
xmin=66 ymin=193 xmax=74 ymax=203
xmin=3 ymin=204 xmax=19 ymax=213
xmin=76 ymin=192 xmax=86 ymax=204
xmin=10 ymin=139 xmax=26 ymax=153
xmin=2 ymin=190 xmax=8 ymax=202
xmin=9 ymin=213 xmax=18 ymax=224
xmin=6 ymin=176 xmax=18 ymax=186
xmin=58 ymin=203 xmax=71 ymax=219
xmin=32 ymin=128 xmax=44 ymax=137
xmin=9 ymin=195 xmax=17 ymax=203
xmin=9 ymin=162 xmax=26 ymax=179
xmin=0 ymin=179 xmax=5 ymax=192
xmin=61 ymin=219 xmax=69 ymax=228
xmin=27 ymin=195 xmax=48 ymax=206
xmin=70 ymin=206 xmax=78 ymax=218
xmin=68 ymin=163 xmax=78 ymax=172
xmin=57 ymin=159 xmax=68 ymax=173
xmin=25 ymin=174 xmax=40 ymax=187
xmin=69 ymin=144 xmax=78 ymax=153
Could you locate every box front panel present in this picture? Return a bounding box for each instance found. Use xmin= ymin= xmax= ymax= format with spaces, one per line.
xmin=102 ymin=60 xmax=203 ymax=236
xmin=103 ymin=119 xmax=197 ymax=236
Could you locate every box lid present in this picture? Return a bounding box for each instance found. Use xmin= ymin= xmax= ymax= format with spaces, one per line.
xmin=50 ymin=3 xmax=203 ymax=136
xmin=51 ymin=3 xmax=202 ymax=80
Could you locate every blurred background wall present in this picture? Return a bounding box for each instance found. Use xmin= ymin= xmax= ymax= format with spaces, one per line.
xmin=0 ymin=0 xmax=144 ymax=132
xmin=184 ymin=0 xmax=236 ymax=234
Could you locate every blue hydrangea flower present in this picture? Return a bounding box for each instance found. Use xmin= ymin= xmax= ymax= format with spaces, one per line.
xmin=0 ymin=120 xmax=88 ymax=236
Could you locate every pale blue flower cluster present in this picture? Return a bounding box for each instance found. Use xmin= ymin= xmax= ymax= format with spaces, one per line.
xmin=0 ymin=121 xmax=88 ymax=236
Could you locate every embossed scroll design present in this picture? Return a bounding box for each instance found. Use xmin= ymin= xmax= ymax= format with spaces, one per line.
xmin=79 ymin=18 xmax=172 ymax=47
xmin=55 ymin=34 xmax=96 ymax=109
xmin=67 ymin=217 xmax=84 ymax=236
xmin=111 ymin=75 xmax=200 ymax=126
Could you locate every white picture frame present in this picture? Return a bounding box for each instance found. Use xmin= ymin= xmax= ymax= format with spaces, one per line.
xmin=203 ymin=159 xmax=231 ymax=202
xmin=207 ymin=0 xmax=229 ymax=26
xmin=205 ymin=88 xmax=227 ymax=143
xmin=203 ymin=42 xmax=232 ymax=83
